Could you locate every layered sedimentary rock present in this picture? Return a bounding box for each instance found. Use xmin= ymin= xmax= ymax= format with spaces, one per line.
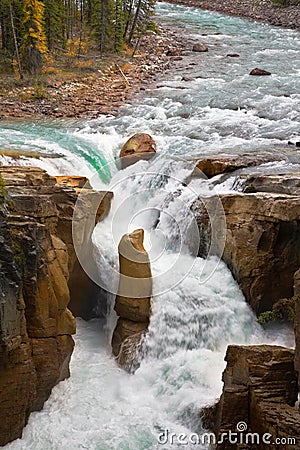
xmin=221 ymin=193 xmax=300 ymax=313
xmin=208 ymin=345 xmax=300 ymax=450
xmin=193 ymin=158 xmax=300 ymax=314
xmin=195 ymin=153 xmax=280 ymax=178
xmin=0 ymin=166 xmax=112 ymax=445
xmin=193 ymin=158 xmax=300 ymax=441
xmin=120 ymin=133 xmax=156 ymax=169
xmin=112 ymin=229 xmax=152 ymax=371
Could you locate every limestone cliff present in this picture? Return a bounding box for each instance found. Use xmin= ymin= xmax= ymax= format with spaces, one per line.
xmin=0 ymin=166 xmax=112 ymax=445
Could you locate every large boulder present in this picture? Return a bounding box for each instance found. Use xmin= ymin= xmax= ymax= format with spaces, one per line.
xmin=192 ymin=43 xmax=208 ymax=52
xmin=195 ymin=153 xmax=280 ymax=179
xmin=120 ymin=133 xmax=156 ymax=169
xmin=112 ymin=229 xmax=152 ymax=370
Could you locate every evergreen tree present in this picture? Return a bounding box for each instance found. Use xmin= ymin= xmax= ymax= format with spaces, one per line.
xmin=114 ymin=0 xmax=124 ymax=52
xmin=21 ymin=0 xmax=48 ymax=74
xmin=43 ymin=0 xmax=65 ymax=50
xmin=91 ymin=0 xmax=114 ymax=53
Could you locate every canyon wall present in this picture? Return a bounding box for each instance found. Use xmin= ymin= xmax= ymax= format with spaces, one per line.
xmin=194 ymin=157 xmax=300 ymax=314
xmin=206 ymin=345 xmax=300 ymax=449
xmin=194 ymin=156 xmax=300 ymax=445
xmin=0 ymin=166 xmax=112 ymax=445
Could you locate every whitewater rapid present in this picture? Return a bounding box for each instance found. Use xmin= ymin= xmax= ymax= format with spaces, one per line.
xmin=2 ymin=2 xmax=300 ymax=449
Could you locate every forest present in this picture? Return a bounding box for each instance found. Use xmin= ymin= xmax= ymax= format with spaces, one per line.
xmin=0 ymin=0 xmax=156 ymax=77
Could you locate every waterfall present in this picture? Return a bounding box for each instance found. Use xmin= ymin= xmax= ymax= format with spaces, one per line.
xmin=3 ymin=1 xmax=299 ymax=448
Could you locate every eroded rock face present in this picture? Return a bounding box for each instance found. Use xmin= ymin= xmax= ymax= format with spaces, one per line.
xmin=243 ymin=173 xmax=300 ymax=196
xmin=209 ymin=345 xmax=300 ymax=449
xmin=222 ymin=193 xmax=300 ymax=313
xmin=194 ymin=192 xmax=300 ymax=313
xmin=294 ymin=269 xmax=300 ymax=395
xmin=120 ymin=134 xmax=156 ymax=169
xmin=193 ymin=158 xmax=300 ymax=315
xmin=0 ymin=166 xmax=112 ymax=445
xmin=112 ymin=229 xmax=152 ymax=371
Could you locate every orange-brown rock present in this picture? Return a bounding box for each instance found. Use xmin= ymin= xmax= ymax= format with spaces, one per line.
xmin=1 ymin=166 xmax=113 ymax=319
xmin=209 ymin=345 xmax=300 ymax=449
xmin=221 ymin=193 xmax=300 ymax=313
xmin=0 ymin=166 xmax=112 ymax=445
xmin=243 ymin=173 xmax=300 ymax=196
xmin=195 ymin=153 xmax=279 ymax=178
xmin=120 ymin=133 xmax=156 ymax=169
xmin=193 ymin=191 xmax=300 ymax=314
xmin=112 ymin=229 xmax=152 ymax=370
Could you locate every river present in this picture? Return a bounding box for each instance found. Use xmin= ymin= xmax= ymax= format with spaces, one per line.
xmin=2 ymin=2 xmax=300 ymax=449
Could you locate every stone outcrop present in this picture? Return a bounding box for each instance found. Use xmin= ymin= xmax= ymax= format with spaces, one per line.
xmin=221 ymin=193 xmax=300 ymax=313
xmin=195 ymin=153 xmax=280 ymax=178
xmin=193 ymin=158 xmax=300 ymax=314
xmin=120 ymin=134 xmax=156 ymax=169
xmin=0 ymin=166 xmax=112 ymax=445
xmin=194 ymin=191 xmax=300 ymax=313
xmin=243 ymin=173 xmax=300 ymax=196
xmin=0 ymin=167 xmax=112 ymax=319
xmin=207 ymin=345 xmax=300 ymax=449
xmin=112 ymin=229 xmax=152 ymax=371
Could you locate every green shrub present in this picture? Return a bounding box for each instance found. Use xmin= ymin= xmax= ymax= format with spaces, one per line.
xmin=257 ymin=296 xmax=298 ymax=325
xmin=0 ymin=173 xmax=7 ymax=205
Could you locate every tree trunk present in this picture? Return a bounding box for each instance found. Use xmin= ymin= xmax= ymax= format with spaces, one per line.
xmin=9 ymin=1 xmax=23 ymax=79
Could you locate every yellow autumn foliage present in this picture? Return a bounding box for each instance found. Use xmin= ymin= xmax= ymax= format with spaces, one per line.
xmin=22 ymin=0 xmax=48 ymax=54
xmin=66 ymin=38 xmax=88 ymax=59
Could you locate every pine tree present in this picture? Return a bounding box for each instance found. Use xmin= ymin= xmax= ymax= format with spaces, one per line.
xmin=91 ymin=0 xmax=114 ymax=53
xmin=21 ymin=0 xmax=48 ymax=74
xmin=43 ymin=0 xmax=65 ymax=50
xmin=114 ymin=0 xmax=124 ymax=52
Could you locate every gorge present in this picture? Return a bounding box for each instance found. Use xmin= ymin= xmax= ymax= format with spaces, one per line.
xmin=0 ymin=1 xmax=300 ymax=449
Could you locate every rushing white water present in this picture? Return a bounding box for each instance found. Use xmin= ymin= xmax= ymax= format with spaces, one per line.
xmin=2 ymin=2 xmax=300 ymax=449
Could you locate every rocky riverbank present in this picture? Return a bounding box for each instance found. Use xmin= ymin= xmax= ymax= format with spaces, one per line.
xmin=0 ymin=27 xmax=185 ymax=120
xmin=165 ymin=0 xmax=300 ymax=30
